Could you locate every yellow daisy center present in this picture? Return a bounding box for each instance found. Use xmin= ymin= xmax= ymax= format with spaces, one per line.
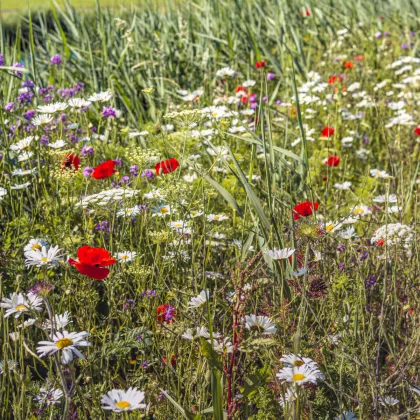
xmin=32 ymin=244 xmax=41 ymax=250
xmin=160 ymin=208 xmax=169 ymax=214
xmin=121 ymin=255 xmax=129 ymax=260
xmin=116 ymin=401 xmax=131 ymax=410
xmin=354 ymin=208 xmax=364 ymax=215
xmin=40 ymin=257 xmax=48 ymax=263
xmin=125 ymin=209 xmax=133 ymax=214
xmin=16 ymin=305 xmax=26 ymax=311
xmin=326 ymin=224 xmax=334 ymax=232
xmin=56 ymin=338 xmax=73 ymax=349
xmin=293 ymin=373 xmax=306 ymax=382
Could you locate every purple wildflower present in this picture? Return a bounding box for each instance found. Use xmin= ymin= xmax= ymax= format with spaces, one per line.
xmin=102 ymin=106 xmax=116 ymax=118
xmin=23 ymin=109 xmax=36 ymax=120
xmin=336 ymin=243 xmax=345 ymax=252
xmin=13 ymin=62 xmax=24 ymax=77
xmin=81 ymin=145 xmax=94 ymax=156
xmin=5 ymin=102 xmax=16 ymax=112
xmin=141 ymin=169 xmax=154 ymax=179
xmin=0 ymin=54 xmax=4 ymax=66
xmin=267 ymin=72 xmax=275 ymax=80
xmin=82 ymin=166 xmax=94 ymax=177
xmin=130 ymin=165 xmax=139 ymax=176
xmin=40 ymin=135 xmax=50 ymax=146
xmin=142 ymin=290 xmax=157 ymax=299
xmin=50 ymin=54 xmax=62 ymax=65
xmin=94 ymin=221 xmax=110 ymax=233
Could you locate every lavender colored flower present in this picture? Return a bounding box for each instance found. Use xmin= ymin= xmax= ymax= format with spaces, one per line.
xmin=275 ymin=100 xmax=281 ymax=106
xmin=158 ymin=391 xmax=168 ymax=402
xmin=43 ymin=94 xmax=53 ymax=103
xmin=262 ymin=96 xmax=267 ymax=103
xmin=0 ymin=54 xmax=4 ymax=66
xmin=384 ymin=31 xmax=390 ymax=36
xmin=81 ymin=145 xmax=94 ymax=156
xmin=123 ymin=299 xmax=136 ymax=310
xmin=5 ymin=102 xmax=16 ymax=112
xmin=365 ymin=275 xmax=377 ymax=287
xmin=22 ymin=80 xmax=34 ymax=89
xmin=17 ymin=91 xmax=34 ymax=106
xmin=130 ymin=165 xmax=139 ymax=177
xmin=136 ymin=335 xmax=143 ymax=342
xmin=250 ymin=102 xmax=258 ymax=110
xmin=13 ymin=62 xmax=24 ymax=77
xmin=141 ymin=169 xmax=154 ymax=179
xmin=50 ymin=54 xmax=62 ymax=65
xmin=362 ymin=136 xmax=370 ymax=144
xmin=267 ymin=72 xmax=275 ymax=80
xmin=119 ymin=176 xmax=130 ymax=185
xmin=142 ymin=290 xmax=157 ymax=299
xmin=338 ymin=262 xmax=345 ymax=270
xmin=102 ymin=106 xmax=116 ymax=118
xmin=115 ymin=157 xmax=122 ymax=166
xmin=249 ymin=93 xmax=257 ymax=103
xmin=141 ymin=360 xmax=149 ymax=368
xmin=336 ymin=243 xmax=345 ymax=252
xmin=40 ymin=135 xmax=50 ymax=146
xmin=375 ymin=32 xmax=382 ymax=39
xmin=24 ymin=109 xmax=36 ymax=120
xmin=82 ymin=166 xmax=94 ymax=177
xmin=94 ymin=221 xmax=110 ymax=233
xmin=401 ymin=43 xmax=409 ymax=50
xmin=410 ymin=31 xmax=416 ymax=37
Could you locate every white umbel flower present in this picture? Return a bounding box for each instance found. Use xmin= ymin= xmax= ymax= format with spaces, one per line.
xmin=24 ymin=245 xmax=63 ymax=268
xmin=245 ymin=314 xmax=277 ymax=334
xmin=187 ymin=290 xmax=209 ymax=309
xmin=263 ymin=248 xmax=295 ymax=260
xmin=36 ymin=330 xmax=91 ymax=364
xmin=1 ymin=292 xmax=43 ymax=318
xmin=101 ymin=388 xmax=146 ymax=412
xmin=371 ymin=223 xmax=414 ymax=248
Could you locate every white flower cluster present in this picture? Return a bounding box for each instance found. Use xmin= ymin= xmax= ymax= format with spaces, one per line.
xmin=371 ymin=223 xmax=414 ymax=248
xmin=75 ymin=188 xmax=139 ymax=208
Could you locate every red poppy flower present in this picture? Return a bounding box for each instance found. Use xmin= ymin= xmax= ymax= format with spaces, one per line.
xmin=62 ymin=154 xmax=80 ymax=171
xmin=328 ymin=75 xmax=343 ymax=84
xmin=414 ymin=126 xmax=420 ymax=136
xmin=69 ymin=246 xmax=116 ymax=280
xmin=321 ymin=126 xmax=335 ymax=137
xmin=293 ymin=201 xmax=319 ymax=220
xmin=162 ymin=354 xmax=177 ymax=366
xmin=377 ymin=239 xmax=385 ymax=246
xmin=324 ymin=155 xmax=340 ymax=167
xmin=157 ymin=304 xmax=177 ymax=324
xmin=354 ymin=55 xmax=364 ymax=62
xmin=343 ymin=61 xmax=354 ymax=69
xmin=236 ymin=86 xmax=248 ymax=95
xmin=155 ymin=158 xmax=179 ymax=175
xmin=241 ymin=95 xmax=248 ymax=104
xmin=91 ymin=160 xmax=117 ymax=180
xmin=255 ymin=60 xmax=265 ymax=69
xmin=305 ymin=9 xmax=311 ymax=16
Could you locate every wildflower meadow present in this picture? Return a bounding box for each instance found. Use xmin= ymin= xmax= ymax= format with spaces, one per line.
xmin=0 ymin=0 xmax=420 ymax=418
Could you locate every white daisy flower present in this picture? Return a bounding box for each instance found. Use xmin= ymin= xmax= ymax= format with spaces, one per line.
xmin=212 ymin=337 xmax=233 ymax=354
xmin=0 ymin=187 xmax=7 ymax=200
xmin=32 ymin=114 xmax=54 ymax=126
xmin=187 ymin=290 xmax=209 ymax=309
xmin=263 ymin=248 xmax=295 ymax=260
xmin=370 ymin=169 xmax=392 ymax=179
xmin=243 ymin=79 xmax=256 ymax=87
xmin=373 ymin=194 xmax=397 ymax=203
xmin=10 ymin=136 xmax=35 ymax=151
xmin=144 ymin=189 xmax=165 ymax=200
xmin=333 ymin=181 xmax=352 ymax=190
xmin=18 ymin=151 xmax=34 ymax=162
xmin=44 ymin=312 xmax=72 ymax=331
xmin=11 ymin=168 xmax=37 ymax=176
xmin=68 ymin=98 xmax=91 ymax=108
xmin=337 ymin=226 xmax=357 ymax=240
xmin=88 ymin=91 xmax=112 ymax=102
xmin=245 ymin=315 xmax=277 ymax=335
xmin=24 ymin=245 xmax=63 ymax=268
xmin=151 ymin=205 xmax=172 ymax=217
xmin=351 ymin=204 xmax=371 ymax=217
xmin=116 ymin=251 xmax=137 ymax=263
xmin=24 ymin=238 xmax=48 ymax=253
xmin=36 ymin=330 xmax=91 ymax=364
xmin=215 ymin=67 xmax=237 ymax=78
xmin=116 ymin=206 xmax=140 ymax=217
xmin=380 ymin=396 xmax=399 ymax=406
xmin=101 ymin=388 xmax=146 ymax=412
xmin=207 ymin=214 xmax=229 ymax=222
xmin=48 ymin=140 xmax=66 ymax=149
xmin=276 ymin=364 xmax=323 ymax=386
xmin=181 ymin=326 xmax=210 ymax=340
xmin=1 ymin=292 xmax=43 ymax=318
xmin=280 ymin=354 xmax=319 ymax=368
xmin=168 ymin=220 xmax=189 ymax=232
xmin=35 ymin=388 xmax=64 ymax=405
xmin=11 ymin=182 xmax=31 ymax=190
xmin=37 ymin=102 xmax=68 ymax=113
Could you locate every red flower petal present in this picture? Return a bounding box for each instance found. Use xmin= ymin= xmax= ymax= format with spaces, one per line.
xmin=155 ymin=158 xmax=179 ymax=175
xmin=91 ymin=160 xmax=116 ymax=180
xmin=72 ymin=262 xmax=110 ymax=280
